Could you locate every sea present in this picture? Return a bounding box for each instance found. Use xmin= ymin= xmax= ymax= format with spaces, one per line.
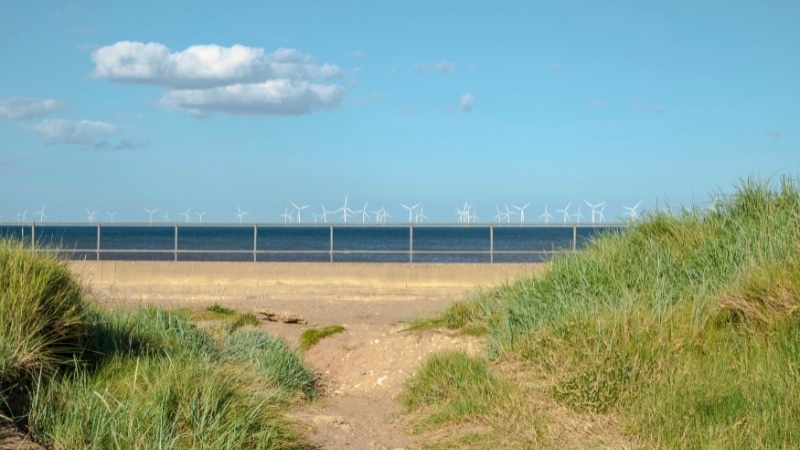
xmin=0 ymin=223 xmax=623 ymax=263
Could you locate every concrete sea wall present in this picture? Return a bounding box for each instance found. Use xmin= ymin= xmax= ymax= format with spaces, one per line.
xmin=69 ymin=261 xmax=543 ymax=306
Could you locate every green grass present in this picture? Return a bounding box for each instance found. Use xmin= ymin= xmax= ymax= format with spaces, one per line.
xmin=409 ymin=175 xmax=800 ymax=448
xmin=0 ymin=240 xmax=88 ymax=423
xmin=299 ymin=325 xmax=346 ymax=350
xmin=0 ymin=240 xmax=320 ymax=449
xmin=206 ymin=303 xmax=235 ymax=315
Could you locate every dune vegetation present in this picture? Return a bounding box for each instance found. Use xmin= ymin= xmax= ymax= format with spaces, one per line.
xmin=402 ymin=175 xmax=800 ymax=449
xmin=0 ymin=240 xmax=318 ymax=449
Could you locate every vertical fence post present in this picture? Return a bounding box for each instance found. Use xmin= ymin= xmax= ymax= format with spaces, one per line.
xmin=174 ymin=223 xmax=178 ymax=262
xmin=253 ymin=223 xmax=257 ymax=262
xmin=96 ymin=223 xmax=101 ymax=261
xmin=409 ymin=224 xmax=414 ymax=264
xmin=490 ymin=223 xmax=494 ymax=264
xmin=31 ymin=223 xmax=35 ymax=250
xmin=329 ymin=224 xmax=334 ymax=263
xmin=572 ymin=223 xmax=577 ymax=252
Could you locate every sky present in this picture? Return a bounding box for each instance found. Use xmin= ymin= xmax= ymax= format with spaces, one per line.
xmin=1 ymin=0 xmax=798 ymax=224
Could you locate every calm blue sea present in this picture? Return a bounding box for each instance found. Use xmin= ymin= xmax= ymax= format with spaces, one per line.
xmin=0 ymin=223 xmax=622 ymax=263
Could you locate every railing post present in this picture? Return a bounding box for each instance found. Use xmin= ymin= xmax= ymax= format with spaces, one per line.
xmin=253 ymin=223 xmax=257 ymax=262
xmin=409 ymin=224 xmax=413 ymax=264
xmin=329 ymin=224 xmax=334 ymax=263
xmin=490 ymin=223 xmax=494 ymax=264
xmin=97 ymin=223 xmax=101 ymax=261
xmin=174 ymin=223 xmax=178 ymax=261
xmin=31 ymin=222 xmax=35 ymax=250
xmin=572 ymin=223 xmax=577 ymax=252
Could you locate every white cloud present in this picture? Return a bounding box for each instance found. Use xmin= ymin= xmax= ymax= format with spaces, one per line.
xmin=636 ymin=100 xmax=665 ymax=115
xmin=434 ymin=60 xmax=457 ymax=73
xmin=348 ymin=49 xmax=365 ymax=58
xmin=414 ymin=60 xmax=457 ymax=74
xmin=27 ymin=119 xmax=119 ymax=145
xmin=160 ymin=80 xmax=344 ymax=116
xmin=459 ymin=93 xmax=475 ymax=112
xmin=91 ymin=41 xmax=346 ymax=117
xmin=0 ymin=97 xmax=67 ymax=120
xmin=92 ymin=41 xmax=343 ymax=88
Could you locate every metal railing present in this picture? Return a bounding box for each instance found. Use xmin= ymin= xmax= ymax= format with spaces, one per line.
xmin=0 ymin=222 xmax=625 ymax=263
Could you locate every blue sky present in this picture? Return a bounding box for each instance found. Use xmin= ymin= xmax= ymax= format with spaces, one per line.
xmin=1 ymin=1 xmax=798 ymax=224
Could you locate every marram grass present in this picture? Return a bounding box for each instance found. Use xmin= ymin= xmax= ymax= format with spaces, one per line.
xmin=416 ymin=175 xmax=800 ymax=448
xmin=1 ymin=239 xmax=319 ymax=449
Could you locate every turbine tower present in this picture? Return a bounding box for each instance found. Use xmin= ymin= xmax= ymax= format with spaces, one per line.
xmin=279 ymin=207 xmax=293 ymax=224
xmin=400 ymin=203 xmax=420 ymax=223
xmin=333 ymin=195 xmax=355 ymax=223
xmin=622 ymin=201 xmax=642 ymax=221
xmin=180 ymin=208 xmax=192 ymax=223
xmin=144 ymin=208 xmax=158 ymax=224
xmin=555 ymin=203 xmax=571 ymax=224
xmin=511 ymin=202 xmax=531 ymax=223
xmin=235 ymin=205 xmax=249 ymax=223
xmin=539 ymin=205 xmax=553 ymax=224
xmin=290 ymin=202 xmax=310 ymax=223
xmin=35 ymin=205 xmax=47 ymax=223
xmin=195 ymin=211 xmax=206 ymax=223
xmin=106 ymin=211 xmax=117 ymax=223
xmin=583 ymin=200 xmax=606 ymax=224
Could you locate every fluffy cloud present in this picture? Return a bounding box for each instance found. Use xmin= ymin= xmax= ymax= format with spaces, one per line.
xmin=91 ymin=41 xmax=342 ymax=88
xmin=0 ymin=97 xmax=67 ymax=119
xmin=91 ymin=41 xmax=346 ymax=117
xmin=27 ymin=119 xmax=119 ymax=145
xmin=160 ymin=80 xmax=344 ymax=116
xmin=459 ymin=93 xmax=475 ymax=112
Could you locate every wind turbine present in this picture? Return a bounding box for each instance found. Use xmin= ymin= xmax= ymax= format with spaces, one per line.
xmin=279 ymin=207 xmax=293 ymax=224
xmin=106 ymin=211 xmax=117 ymax=223
xmin=195 ymin=211 xmax=206 ymax=223
xmin=144 ymin=208 xmax=158 ymax=224
xmin=583 ymin=200 xmax=606 ymax=224
xmin=18 ymin=210 xmax=27 ymax=222
xmin=180 ymin=208 xmax=192 ymax=223
xmin=35 ymin=205 xmax=47 ymax=223
xmin=597 ymin=203 xmax=607 ymax=223
xmin=539 ymin=205 xmax=553 ymax=224
xmin=85 ymin=209 xmax=97 ymax=223
xmin=455 ymin=205 xmax=468 ymax=223
xmin=554 ymin=203 xmax=571 ymax=224
xmin=235 ymin=205 xmax=249 ymax=223
xmin=468 ymin=207 xmax=479 ymax=223
xmin=573 ymin=207 xmax=584 ymax=223
xmin=334 ymin=195 xmax=355 ymax=223
xmin=494 ymin=206 xmax=504 ymax=223
xmin=319 ymin=204 xmax=330 ymax=223
xmin=415 ymin=207 xmax=427 ymax=223
xmin=290 ymin=202 xmax=310 ymax=223
xmin=356 ymin=202 xmax=370 ymax=223
xmin=161 ymin=210 xmax=170 ymax=222
xmin=511 ymin=202 xmax=531 ymax=223
xmin=400 ymin=203 xmax=420 ymax=223
xmin=622 ymin=202 xmax=642 ymax=221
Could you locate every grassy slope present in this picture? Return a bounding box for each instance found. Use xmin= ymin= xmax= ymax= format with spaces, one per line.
xmin=1 ymin=242 xmax=318 ymax=449
xmin=404 ymin=176 xmax=800 ymax=448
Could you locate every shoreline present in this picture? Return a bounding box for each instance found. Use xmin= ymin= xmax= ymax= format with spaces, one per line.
xmin=70 ymin=261 xmax=543 ymax=307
